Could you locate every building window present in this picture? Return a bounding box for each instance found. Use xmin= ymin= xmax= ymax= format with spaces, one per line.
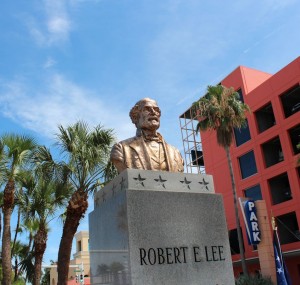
xmin=268 ymin=173 xmax=292 ymax=205
xmin=237 ymin=88 xmax=244 ymax=102
xmin=234 ymin=119 xmax=251 ymax=147
xmin=229 ymin=228 xmax=244 ymax=255
xmin=261 ymin=136 xmax=284 ymax=168
xmin=276 ymin=212 xmax=299 ymax=244
xmin=238 ymin=150 xmax=257 ymax=179
xmin=280 ymin=84 xmax=300 ymax=118
xmin=255 ymin=103 xmax=276 ymax=133
xmin=191 ymin=149 xmax=204 ymax=166
xmin=244 ymin=184 xmax=262 ymax=201
xmin=288 ymin=124 xmax=300 ymax=155
xmin=77 ymin=241 xmax=82 ymax=252
xmin=233 ymin=88 xmax=251 ymax=146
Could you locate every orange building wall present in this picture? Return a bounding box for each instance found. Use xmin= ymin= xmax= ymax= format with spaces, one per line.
xmin=200 ymin=57 xmax=300 ymax=283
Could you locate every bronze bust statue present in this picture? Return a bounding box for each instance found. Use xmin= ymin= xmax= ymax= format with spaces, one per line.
xmin=110 ymin=98 xmax=184 ymax=173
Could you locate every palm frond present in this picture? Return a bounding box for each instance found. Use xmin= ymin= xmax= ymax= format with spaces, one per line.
xmin=193 ymin=85 xmax=250 ymax=148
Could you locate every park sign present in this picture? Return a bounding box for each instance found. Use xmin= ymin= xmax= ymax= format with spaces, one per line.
xmin=239 ymin=198 xmax=261 ymax=245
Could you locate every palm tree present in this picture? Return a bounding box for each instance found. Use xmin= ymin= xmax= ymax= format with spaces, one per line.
xmin=11 ymin=240 xmax=29 ymax=282
xmin=56 ymin=121 xmax=115 ymax=285
xmin=0 ymin=134 xmax=36 ymax=285
xmin=193 ymin=85 xmax=250 ymax=275
xmin=19 ymin=145 xmax=73 ymax=285
xmin=31 ymin=179 xmax=72 ymax=285
xmin=0 ymin=191 xmax=3 ymax=241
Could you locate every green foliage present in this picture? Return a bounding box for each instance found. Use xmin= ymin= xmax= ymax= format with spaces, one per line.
xmin=56 ymin=120 xmax=116 ymax=193
xmin=0 ymin=121 xmax=116 ymax=284
xmin=192 ymin=85 xmax=250 ymax=148
xmin=235 ymin=274 xmax=274 ymax=285
xmin=12 ymin=278 xmax=26 ymax=285
xmin=40 ymin=268 xmax=50 ymax=285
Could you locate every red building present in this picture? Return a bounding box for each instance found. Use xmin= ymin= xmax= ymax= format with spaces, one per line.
xmin=180 ymin=57 xmax=300 ymax=283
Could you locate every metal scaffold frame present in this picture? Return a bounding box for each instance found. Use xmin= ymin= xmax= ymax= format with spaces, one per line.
xmin=179 ymin=107 xmax=205 ymax=174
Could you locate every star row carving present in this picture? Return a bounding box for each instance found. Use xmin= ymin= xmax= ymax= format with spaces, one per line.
xmin=132 ymin=174 xmax=210 ymax=191
xmin=94 ymin=174 xmax=211 ymax=206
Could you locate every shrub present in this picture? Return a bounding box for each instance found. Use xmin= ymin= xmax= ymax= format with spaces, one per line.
xmin=235 ymin=274 xmax=274 ymax=285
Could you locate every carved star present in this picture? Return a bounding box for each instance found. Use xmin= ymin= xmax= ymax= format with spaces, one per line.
xmin=199 ymin=178 xmax=209 ymax=191
xmin=120 ymin=177 xmax=126 ymax=190
xmin=154 ymin=175 xmax=167 ymax=189
xmin=180 ymin=177 xmax=192 ymax=189
xmin=133 ymin=174 xmax=146 ymax=187
xmin=111 ymin=183 xmax=117 ymax=196
xmin=102 ymin=192 xmax=106 ymax=202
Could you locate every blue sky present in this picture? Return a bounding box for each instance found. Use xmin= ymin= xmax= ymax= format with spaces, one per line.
xmin=1 ymin=0 xmax=300 ymax=267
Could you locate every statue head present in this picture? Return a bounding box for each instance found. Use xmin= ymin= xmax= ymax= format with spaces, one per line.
xmin=129 ymin=98 xmax=161 ymax=133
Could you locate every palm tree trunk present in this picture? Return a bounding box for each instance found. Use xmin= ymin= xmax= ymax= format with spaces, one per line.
xmin=57 ymin=190 xmax=88 ymax=285
xmin=1 ymin=179 xmax=15 ymax=285
xmin=0 ymin=210 xmax=2 ymax=243
xmin=225 ymin=146 xmax=248 ymax=276
xmin=14 ymin=258 xmax=18 ymax=282
xmin=33 ymin=226 xmax=48 ymax=285
xmin=12 ymin=205 xmax=21 ymax=257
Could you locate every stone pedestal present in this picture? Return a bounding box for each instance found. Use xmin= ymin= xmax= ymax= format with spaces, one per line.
xmin=89 ymin=169 xmax=234 ymax=285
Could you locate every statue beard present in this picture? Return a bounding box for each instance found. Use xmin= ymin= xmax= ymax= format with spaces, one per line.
xmin=136 ymin=118 xmax=160 ymax=136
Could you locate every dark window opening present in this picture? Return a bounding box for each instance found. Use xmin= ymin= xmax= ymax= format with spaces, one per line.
xmin=237 ymin=88 xmax=244 ymax=102
xmin=280 ymin=84 xmax=300 ymax=118
xmin=191 ymin=149 xmax=204 ymax=166
xmin=262 ymin=136 xmax=284 ymax=168
xmin=234 ymin=88 xmax=251 ymax=147
xmin=229 ymin=228 xmax=244 ymax=255
xmin=244 ymin=185 xmax=262 ymax=201
xmin=255 ymin=103 xmax=276 ymax=133
xmin=77 ymin=241 xmax=82 ymax=252
xmin=276 ymin=212 xmax=299 ymax=244
xmin=239 ymin=150 xmax=257 ymax=179
xmin=288 ymin=124 xmax=300 ymax=155
xmin=234 ymin=119 xmax=251 ymax=147
xmin=269 ymin=173 xmax=292 ymax=205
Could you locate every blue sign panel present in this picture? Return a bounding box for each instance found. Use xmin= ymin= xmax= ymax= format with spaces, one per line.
xmin=243 ymin=200 xmax=261 ymax=245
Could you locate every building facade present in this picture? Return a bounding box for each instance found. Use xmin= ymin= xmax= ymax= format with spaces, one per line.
xmin=180 ymin=57 xmax=300 ymax=283
xmin=49 ymin=231 xmax=90 ymax=285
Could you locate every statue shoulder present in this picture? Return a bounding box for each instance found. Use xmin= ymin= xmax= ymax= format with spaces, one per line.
xmin=111 ymin=136 xmax=139 ymax=155
xmin=112 ymin=136 xmax=139 ymax=149
xmin=163 ymin=141 xmax=184 ymax=171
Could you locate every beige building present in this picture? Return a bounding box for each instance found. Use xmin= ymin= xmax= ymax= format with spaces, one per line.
xmin=49 ymin=231 xmax=90 ymax=285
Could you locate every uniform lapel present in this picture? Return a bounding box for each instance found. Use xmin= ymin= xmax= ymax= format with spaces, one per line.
xmin=128 ymin=136 xmax=153 ymax=170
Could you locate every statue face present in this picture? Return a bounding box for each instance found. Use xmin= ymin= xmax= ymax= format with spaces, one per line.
xmin=138 ymin=100 xmax=161 ymax=131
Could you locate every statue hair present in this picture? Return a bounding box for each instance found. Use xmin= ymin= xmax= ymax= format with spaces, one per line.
xmin=129 ymin=98 xmax=160 ymax=125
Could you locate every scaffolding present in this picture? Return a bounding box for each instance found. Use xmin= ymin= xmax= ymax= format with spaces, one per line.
xmin=179 ymin=107 xmax=205 ymax=174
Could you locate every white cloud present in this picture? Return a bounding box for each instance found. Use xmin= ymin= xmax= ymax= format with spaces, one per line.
xmin=27 ymin=0 xmax=72 ymax=46
xmin=43 ymin=57 xmax=57 ymax=69
xmin=0 ymin=74 xmax=134 ymax=141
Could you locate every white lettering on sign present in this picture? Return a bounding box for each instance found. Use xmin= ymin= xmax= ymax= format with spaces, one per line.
xmin=250 ymin=212 xmax=258 ymax=221
xmin=244 ymin=200 xmax=261 ymax=245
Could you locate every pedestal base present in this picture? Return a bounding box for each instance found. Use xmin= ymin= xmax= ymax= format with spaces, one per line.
xmin=89 ymin=169 xmax=234 ymax=285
